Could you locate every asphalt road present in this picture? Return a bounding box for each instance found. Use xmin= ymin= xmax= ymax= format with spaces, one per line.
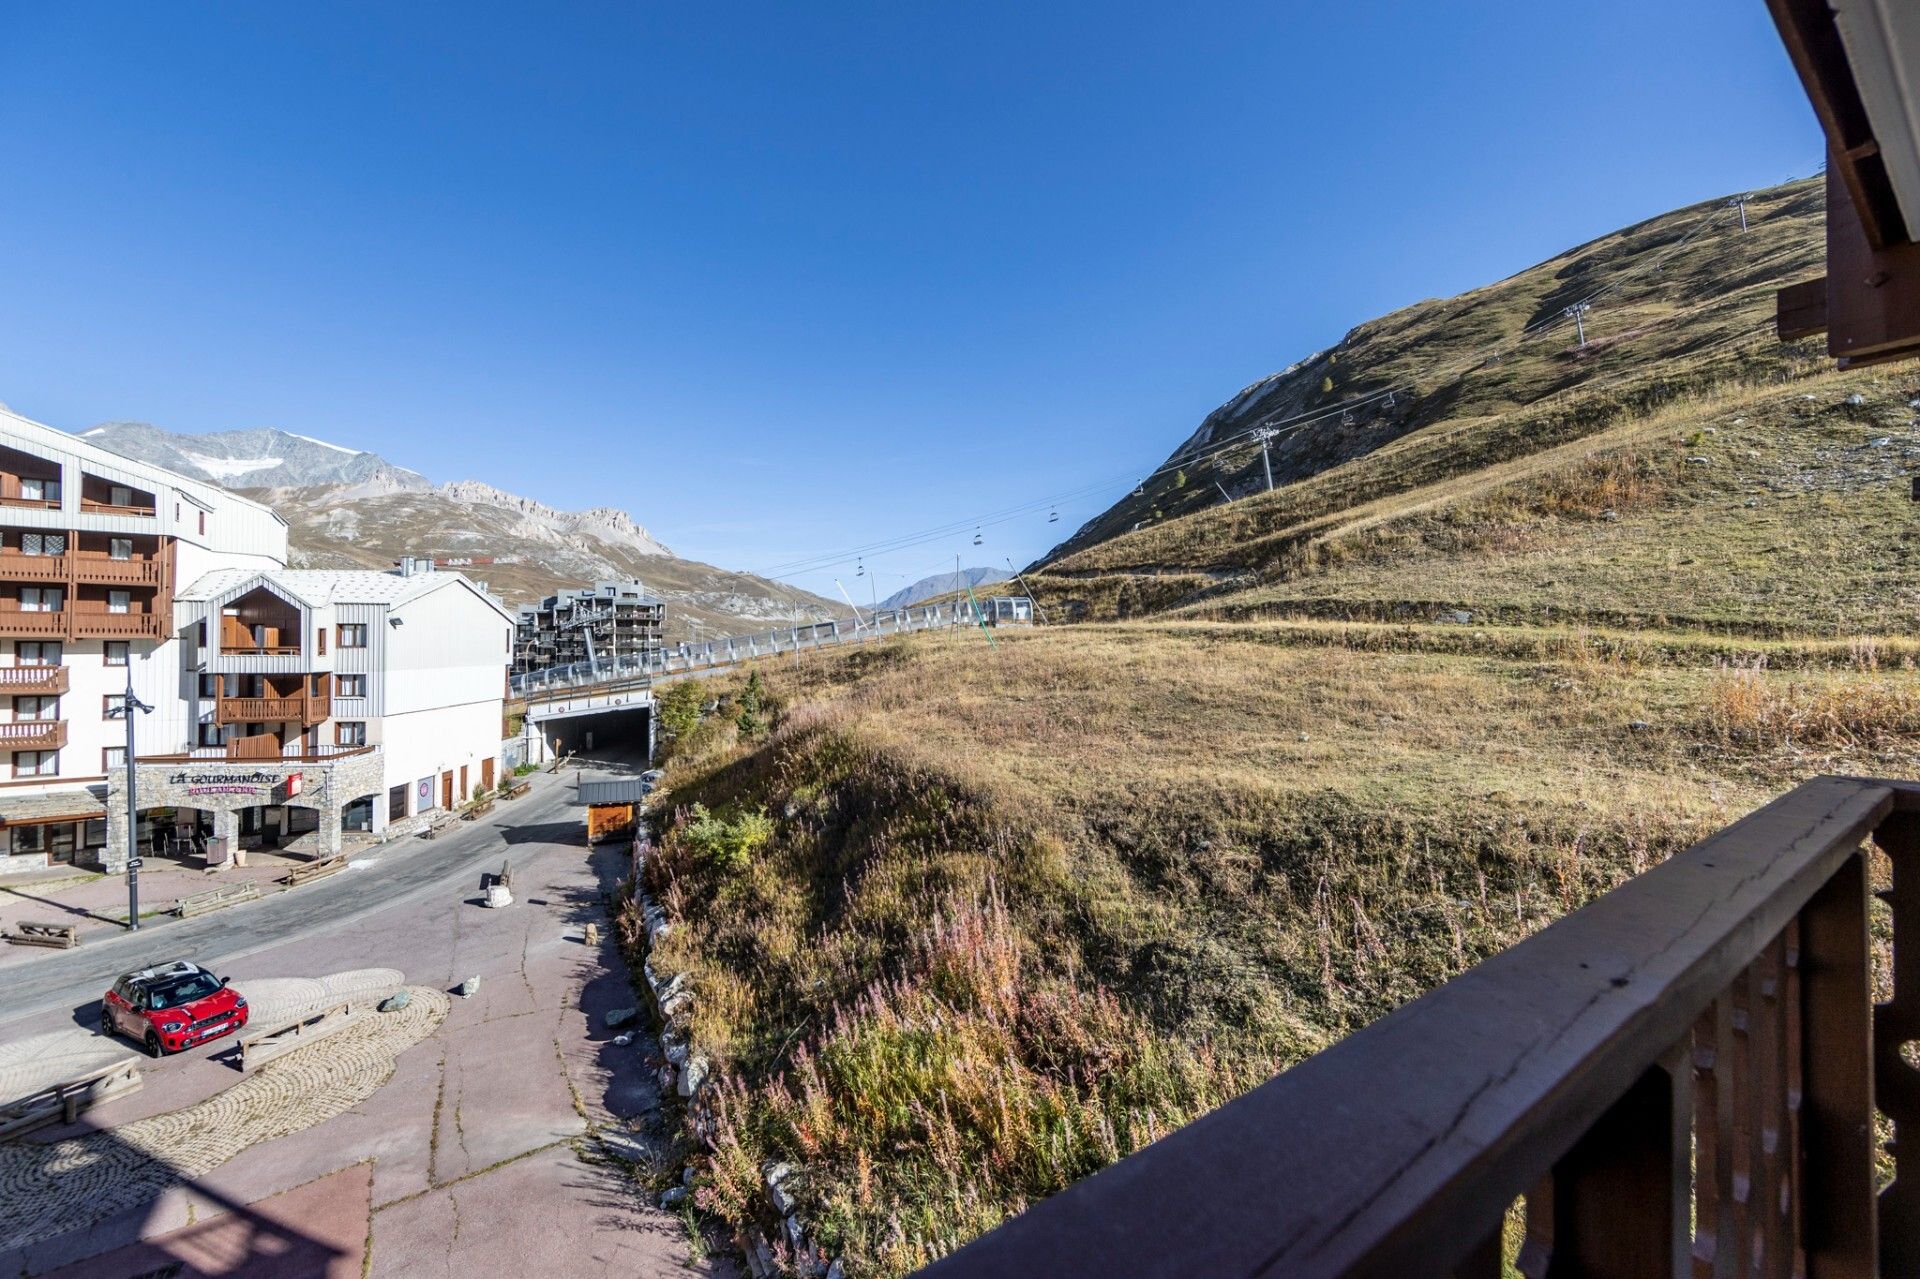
xmin=0 ymin=759 xmax=626 ymax=1030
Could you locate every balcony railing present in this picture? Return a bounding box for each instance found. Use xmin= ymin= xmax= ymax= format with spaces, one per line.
xmin=78 ymin=500 xmax=155 ymax=517
xmin=0 ymin=553 xmax=70 ymax=582
xmin=926 ymin=775 xmax=1916 ymax=1279
xmin=0 ymin=665 xmax=69 ymax=696
xmin=69 ymin=611 xmax=164 ymax=640
xmin=0 ymin=609 xmax=71 ymax=639
xmin=0 ymin=495 xmax=61 ymax=510
xmin=0 ymin=719 xmax=67 ymax=751
xmin=72 ymin=555 xmax=165 ymax=586
xmin=215 ymin=693 xmax=331 ymax=725
xmin=140 ymin=742 xmax=375 ymax=764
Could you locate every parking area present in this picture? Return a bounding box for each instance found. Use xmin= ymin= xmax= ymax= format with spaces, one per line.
xmin=0 ymin=759 xmax=728 ymax=1278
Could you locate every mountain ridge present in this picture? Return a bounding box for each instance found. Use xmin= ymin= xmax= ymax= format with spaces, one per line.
xmin=74 ymin=421 xmax=833 ymax=639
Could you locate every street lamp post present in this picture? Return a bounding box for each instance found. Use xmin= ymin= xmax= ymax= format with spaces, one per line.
xmin=107 ymin=665 xmax=153 ymax=930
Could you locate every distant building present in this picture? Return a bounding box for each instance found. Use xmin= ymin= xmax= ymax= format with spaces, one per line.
xmin=514 ymin=580 xmax=665 ymax=675
xmin=0 ymin=404 xmax=513 ymax=875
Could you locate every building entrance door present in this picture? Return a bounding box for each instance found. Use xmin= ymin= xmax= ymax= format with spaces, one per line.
xmin=459 ymin=765 xmax=469 ymax=802
xmin=441 ymin=771 xmax=453 ymax=810
xmin=481 ymin=758 xmax=495 ymax=792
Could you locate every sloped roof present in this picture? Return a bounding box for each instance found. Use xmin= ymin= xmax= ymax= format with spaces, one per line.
xmin=177 ymin=567 xmax=515 ymax=622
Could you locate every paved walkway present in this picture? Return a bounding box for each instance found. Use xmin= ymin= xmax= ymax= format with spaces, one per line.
xmin=0 ymin=759 xmax=731 ymax=1278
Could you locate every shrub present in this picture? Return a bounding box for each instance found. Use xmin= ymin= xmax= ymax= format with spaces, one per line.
xmin=681 ymin=802 xmax=772 ymax=875
xmin=658 ymin=680 xmax=706 ymax=752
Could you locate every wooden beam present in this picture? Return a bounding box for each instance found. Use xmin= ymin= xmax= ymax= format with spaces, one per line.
xmin=1825 ymin=166 xmax=1920 ymax=368
xmin=1777 ymin=276 xmax=1828 ymax=340
xmin=1765 ymin=0 xmax=1909 ymax=248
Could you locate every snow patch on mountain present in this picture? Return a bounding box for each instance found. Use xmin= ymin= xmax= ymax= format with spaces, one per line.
xmin=184 ymin=452 xmax=283 ymax=480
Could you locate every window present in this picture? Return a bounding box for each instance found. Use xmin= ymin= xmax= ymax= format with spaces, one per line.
xmin=107 ymin=590 xmax=130 ymax=615
xmin=20 ymin=477 xmax=59 ymax=503
xmin=108 ymin=538 xmax=132 ymax=561
xmin=198 ymin=511 xmax=205 ymax=535
xmin=109 ymin=485 xmax=132 ymax=507
xmin=317 ymin=628 xmax=327 ymax=655
xmin=83 ymin=818 xmax=106 ymax=848
xmin=104 ymin=642 xmax=128 ymax=667
xmin=335 ymin=721 xmax=367 ymax=747
xmin=15 ymin=696 xmax=56 ymax=721
xmin=102 ymin=746 xmax=125 ymax=770
xmin=338 ymin=624 xmax=367 ymax=648
xmin=8 ymin=824 xmax=45 ymax=854
xmin=21 ymin=532 xmax=65 ymax=557
xmin=199 ymin=673 xmax=220 ymax=699
xmin=18 ymin=642 xmax=60 ymax=666
xmin=337 ymin=674 xmax=366 ymax=698
xmin=102 ymin=694 xmax=125 ymax=719
xmin=20 ymin=587 xmax=62 ymax=613
xmin=196 ymin=723 xmax=224 ymax=747
xmin=388 ymin=783 xmax=409 ymax=821
xmin=13 ymin=750 xmax=57 ymax=778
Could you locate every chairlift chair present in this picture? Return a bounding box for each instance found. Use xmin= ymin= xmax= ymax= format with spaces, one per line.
xmin=972 ymin=528 xmax=984 ymax=546
xmin=1341 ymin=410 xmax=1355 ymax=426
xmin=1048 ymin=508 xmax=1059 ymax=523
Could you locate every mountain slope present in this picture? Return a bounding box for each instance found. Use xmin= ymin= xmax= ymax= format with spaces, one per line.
xmin=77 ymin=423 xmax=834 ymax=639
xmin=1042 ymin=178 xmax=1822 ymax=567
xmin=1023 ymin=178 xmax=1894 ymax=636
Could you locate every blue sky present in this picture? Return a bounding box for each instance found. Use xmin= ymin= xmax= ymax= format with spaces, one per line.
xmin=0 ymin=3 xmax=1820 ymax=601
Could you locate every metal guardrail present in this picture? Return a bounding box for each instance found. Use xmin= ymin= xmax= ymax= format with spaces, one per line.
xmin=510 ymin=603 xmax=966 ymax=699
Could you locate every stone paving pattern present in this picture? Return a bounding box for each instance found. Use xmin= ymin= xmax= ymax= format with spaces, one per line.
xmin=0 ymin=986 xmax=446 ymax=1252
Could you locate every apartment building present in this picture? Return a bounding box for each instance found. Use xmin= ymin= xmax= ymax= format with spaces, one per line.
xmin=0 ymin=406 xmax=512 ymax=875
xmin=513 ymin=579 xmax=664 ymax=675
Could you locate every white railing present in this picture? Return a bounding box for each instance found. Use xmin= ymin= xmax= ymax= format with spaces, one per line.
xmin=511 ymin=603 xmax=969 ymax=698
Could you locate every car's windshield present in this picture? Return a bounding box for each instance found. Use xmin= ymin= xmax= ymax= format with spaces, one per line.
xmin=143 ymin=971 xmax=221 ymax=1008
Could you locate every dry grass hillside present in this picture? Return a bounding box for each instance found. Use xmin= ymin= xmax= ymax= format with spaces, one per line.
xmin=620 ymin=176 xmax=1920 ymax=1278
xmin=637 ymin=625 xmax=1920 ymax=1275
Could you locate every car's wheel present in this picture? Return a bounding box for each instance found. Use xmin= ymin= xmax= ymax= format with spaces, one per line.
xmin=144 ymin=1030 xmax=165 ymax=1058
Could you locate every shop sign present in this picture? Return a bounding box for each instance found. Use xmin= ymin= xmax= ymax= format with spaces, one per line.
xmin=167 ymin=769 xmax=281 ymax=798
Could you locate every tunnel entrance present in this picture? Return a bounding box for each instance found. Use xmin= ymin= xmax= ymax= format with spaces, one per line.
xmin=537 ymin=704 xmax=653 ymax=764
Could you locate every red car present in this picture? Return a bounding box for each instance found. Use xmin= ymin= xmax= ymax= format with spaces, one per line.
xmin=103 ymin=960 xmax=250 ymax=1056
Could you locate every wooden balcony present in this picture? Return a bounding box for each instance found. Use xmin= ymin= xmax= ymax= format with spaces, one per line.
xmin=0 ymin=609 xmax=71 ymax=639
xmin=0 ymin=665 xmax=69 ymax=697
xmin=0 ymin=554 xmax=70 ymax=583
xmin=69 ymin=611 xmax=165 ymax=641
xmin=72 ymin=555 xmax=165 ymax=586
xmin=215 ymin=692 xmax=331 ymax=726
xmin=78 ymin=500 xmax=156 ymax=517
xmin=0 ymin=496 xmax=60 ymax=511
xmin=0 ymin=719 xmax=67 ymax=751
xmin=927 ymin=775 xmax=1919 ymax=1279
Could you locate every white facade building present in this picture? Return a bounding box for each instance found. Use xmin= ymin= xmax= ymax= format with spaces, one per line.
xmin=0 ymin=405 xmax=512 ymax=875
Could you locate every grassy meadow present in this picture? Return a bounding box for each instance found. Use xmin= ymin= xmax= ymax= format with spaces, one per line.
xmin=636 ymin=625 xmax=1920 ymax=1274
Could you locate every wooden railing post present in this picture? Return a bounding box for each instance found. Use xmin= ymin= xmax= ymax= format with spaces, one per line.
xmin=1876 ymin=812 xmax=1920 ymax=1274
xmin=1802 ymin=849 xmax=1877 ymax=1277
xmin=1521 ymin=1052 xmax=1689 ymax=1279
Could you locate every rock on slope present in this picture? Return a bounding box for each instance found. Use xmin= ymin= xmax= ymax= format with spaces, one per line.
xmin=77 ymin=423 xmax=834 ymax=639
